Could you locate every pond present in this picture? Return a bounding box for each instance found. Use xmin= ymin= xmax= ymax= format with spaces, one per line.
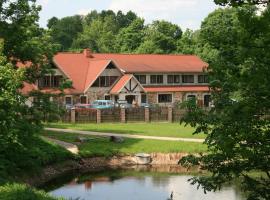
xmin=42 ymin=167 xmax=244 ymax=200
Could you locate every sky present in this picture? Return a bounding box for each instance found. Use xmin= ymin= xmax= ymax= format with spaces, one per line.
xmin=36 ymin=0 xmax=218 ymax=30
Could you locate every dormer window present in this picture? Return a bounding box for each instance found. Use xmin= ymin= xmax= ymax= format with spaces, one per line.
xmin=38 ymin=75 xmax=62 ymax=88
xmin=92 ymin=76 xmax=118 ymax=87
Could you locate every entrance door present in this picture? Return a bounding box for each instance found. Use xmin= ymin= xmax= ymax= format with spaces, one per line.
xmin=125 ymin=95 xmax=136 ymax=104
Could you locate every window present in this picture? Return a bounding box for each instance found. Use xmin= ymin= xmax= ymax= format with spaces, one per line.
xmin=65 ymin=96 xmax=72 ymax=105
xmin=167 ymin=75 xmax=180 ymax=84
xmin=38 ymin=75 xmax=62 ymax=88
xmin=109 ymin=76 xmax=118 ymax=85
xmin=141 ymin=94 xmax=147 ymax=103
xmin=135 ymin=75 xmax=146 ymax=84
xmin=80 ymin=96 xmax=87 ymax=104
xmin=105 ymin=95 xmax=111 ymax=100
xmin=51 ymin=76 xmax=62 ymax=87
xmin=92 ymin=76 xmax=118 ymax=87
xmin=150 ymin=75 xmax=163 ymax=84
xmin=182 ymin=75 xmax=194 ymax=83
xmin=100 ymin=76 xmax=107 ymax=87
xmin=198 ymin=75 xmax=209 ymax=83
xmin=158 ymin=94 xmax=172 ymax=103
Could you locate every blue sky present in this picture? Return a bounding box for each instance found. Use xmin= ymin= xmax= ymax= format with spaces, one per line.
xmin=36 ymin=0 xmax=218 ymax=30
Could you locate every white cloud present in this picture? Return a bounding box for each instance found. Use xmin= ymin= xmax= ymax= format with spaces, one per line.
xmin=109 ymin=0 xmax=217 ymax=30
xmin=37 ymin=0 xmax=50 ymax=7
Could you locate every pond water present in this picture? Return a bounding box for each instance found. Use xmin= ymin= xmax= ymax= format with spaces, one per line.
xmin=43 ymin=167 xmax=244 ymax=200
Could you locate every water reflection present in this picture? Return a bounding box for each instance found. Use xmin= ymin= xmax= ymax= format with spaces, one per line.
xmin=46 ymin=167 xmax=244 ymax=200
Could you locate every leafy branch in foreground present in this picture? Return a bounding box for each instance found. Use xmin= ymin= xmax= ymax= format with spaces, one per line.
xmin=179 ymin=5 xmax=270 ymax=200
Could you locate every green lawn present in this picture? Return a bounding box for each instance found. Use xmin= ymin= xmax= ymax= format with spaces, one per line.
xmin=45 ymin=122 xmax=205 ymax=139
xmin=42 ymin=131 xmax=207 ymax=157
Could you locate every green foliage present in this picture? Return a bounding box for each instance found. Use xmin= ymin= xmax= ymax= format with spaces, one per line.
xmin=0 ymin=0 xmax=58 ymax=66
xmin=214 ymin=0 xmax=269 ymax=6
xmin=116 ymin=18 xmax=145 ymax=53
xmin=48 ymin=15 xmax=83 ymax=50
xmin=137 ymin=20 xmax=182 ymax=54
xmin=49 ymin=10 xmax=184 ymax=55
xmin=180 ymin=5 xmax=270 ymax=200
xmin=0 ymin=1 xmax=72 ymax=186
xmin=30 ymin=92 xmax=65 ymax=122
xmin=72 ymin=16 xmax=118 ymax=52
xmin=0 ymin=49 xmax=42 ymax=182
xmin=0 ymin=135 xmax=73 ymax=184
xmin=0 ymin=183 xmax=62 ymax=200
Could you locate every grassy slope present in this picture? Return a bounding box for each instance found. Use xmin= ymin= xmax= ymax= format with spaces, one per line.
xmin=0 ymin=136 xmax=73 ymax=184
xmin=0 ymin=137 xmax=73 ymax=200
xmin=46 ymin=122 xmax=205 ymax=139
xmin=0 ymin=184 xmax=62 ymax=200
xmin=42 ymin=131 xmax=207 ymax=157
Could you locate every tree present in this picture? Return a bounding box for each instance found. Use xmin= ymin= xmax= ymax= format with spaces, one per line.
xmin=47 ymin=17 xmax=59 ymax=29
xmin=214 ymin=0 xmax=269 ymax=6
xmin=48 ymin=15 xmax=83 ymax=50
xmin=177 ymin=29 xmax=199 ymax=54
xmin=0 ymin=0 xmax=60 ymax=180
xmin=72 ymin=15 xmax=118 ymax=53
xmin=137 ymin=20 xmax=182 ymax=54
xmin=0 ymin=0 xmax=55 ymax=64
xmin=116 ymin=18 xmax=145 ymax=53
xmin=116 ymin=11 xmax=138 ymax=28
xmin=0 ymin=39 xmax=42 ymax=180
xmin=180 ymin=5 xmax=270 ymax=200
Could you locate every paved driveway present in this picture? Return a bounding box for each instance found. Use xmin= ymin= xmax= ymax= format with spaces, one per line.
xmin=45 ymin=128 xmax=205 ymax=143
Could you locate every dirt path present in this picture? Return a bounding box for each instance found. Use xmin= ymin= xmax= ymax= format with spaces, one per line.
xmin=42 ymin=136 xmax=79 ymax=154
xmin=45 ymin=128 xmax=205 ymax=143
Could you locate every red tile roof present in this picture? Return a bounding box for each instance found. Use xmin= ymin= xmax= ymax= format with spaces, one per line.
xmin=110 ymin=74 xmax=133 ymax=94
xmin=92 ymin=53 xmax=208 ymax=73
xmin=20 ymin=82 xmax=38 ymax=95
xmin=144 ymin=86 xmax=210 ymax=93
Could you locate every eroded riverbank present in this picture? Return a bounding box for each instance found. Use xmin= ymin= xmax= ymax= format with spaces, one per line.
xmin=26 ymin=153 xmax=197 ymax=186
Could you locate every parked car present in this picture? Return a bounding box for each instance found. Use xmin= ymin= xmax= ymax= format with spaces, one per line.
xmin=116 ymin=100 xmax=132 ymax=108
xmin=91 ymin=100 xmax=115 ymax=109
xmin=140 ymin=103 xmax=150 ymax=108
xmin=74 ymin=103 xmax=92 ymax=109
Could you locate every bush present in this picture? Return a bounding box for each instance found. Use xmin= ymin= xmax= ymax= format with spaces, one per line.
xmin=0 ymin=183 xmax=61 ymax=200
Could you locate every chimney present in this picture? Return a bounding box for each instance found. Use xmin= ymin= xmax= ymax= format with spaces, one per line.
xmin=83 ymin=48 xmax=93 ymax=58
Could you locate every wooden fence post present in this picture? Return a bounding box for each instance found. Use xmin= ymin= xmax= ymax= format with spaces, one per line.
xmin=168 ymin=106 xmax=173 ymax=123
xmin=71 ymin=108 xmax=76 ymax=123
xmin=96 ymin=109 xmax=101 ymax=124
xmin=121 ymin=107 xmax=126 ymax=123
xmin=145 ymin=107 xmax=150 ymax=123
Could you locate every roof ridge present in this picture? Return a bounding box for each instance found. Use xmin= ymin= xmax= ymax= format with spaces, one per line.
xmin=57 ymin=52 xmax=198 ymax=57
xmin=92 ymin=53 xmax=197 ymax=57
